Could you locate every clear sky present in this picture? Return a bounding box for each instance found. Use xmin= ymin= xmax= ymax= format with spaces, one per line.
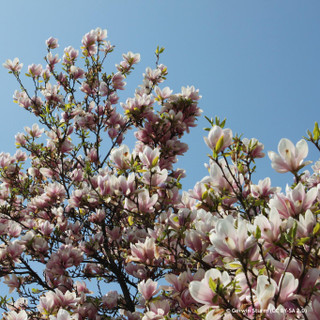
xmin=1 ymin=0 xmax=319 ymax=191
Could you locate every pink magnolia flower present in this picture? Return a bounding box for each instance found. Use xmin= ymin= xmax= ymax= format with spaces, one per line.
xmin=301 ymin=268 xmax=320 ymax=295
xmin=139 ymin=146 xmax=160 ymax=168
xmin=202 ymin=160 xmax=238 ymax=196
xmin=242 ymin=137 xmax=265 ymax=158
xmin=49 ymin=308 xmax=77 ymax=320
xmin=142 ymin=300 xmax=170 ymax=320
xmin=138 ymin=279 xmax=159 ymax=300
xmin=125 ymin=263 xmax=148 ymax=279
xmin=251 ymin=177 xmax=280 ymax=198
xmin=7 ymin=298 xmax=28 ymax=312
xmin=5 ymin=310 xmax=28 ymax=320
xmin=268 ymin=138 xmax=311 ymax=173
xmin=7 ymin=240 xmax=25 ymax=262
xmin=209 ymin=215 xmax=257 ymax=258
xmin=32 ymin=236 xmax=49 ymax=254
xmin=102 ymin=291 xmax=118 ymax=308
xmin=15 ymin=132 xmax=27 ymax=146
xmin=46 ymin=37 xmax=59 ymax=49
xmin=141 ymin=167 xmax=168 ymax=186
xmin=102 ymin=40 xmax=114 ymax=54
xmin=82 ymin=29 xmax=98 ymax=56
xmin=13 ymin=90 xmax=31 ymax=109
xmin=45 ymin=245 xmax=83 ymax=282
xmin=40 ymin=220 xmax=54 ymax=236
xmin=110 ymin=145 xmax=131 ymax=170
xmin=75 ymin=281 xmax=92 ymax=294
xmin=87 ymin=147 xmax=98 ymax=163
xmin=44 ymin=182 xmax=66 ymax=201
xmin=305 ymin=296 xmax=320 ymax=319
xmin=165 ymin=269 xmax=205 ymax=294
xmin=265 ymin=255 xmax=302 ymax=280
xmin=3 ymin=58 xmax=23 ymax=72
xmin=14 ymin=149 xmax=27 ymax=162
xmin=3 ymin=274 xmax=22 ymax=293
xmin=42 ymin=67 xmax=51 ymax=80
xmin=266 ymin=304 xmax=288 ymax=320
xmin=124 ymin=189 xmax=158 ymax=213
xmin=277 ymin=272 xmax=298 ymax=303
xmin=254 ymin=207 xmax=282 ymax=243
xmin=144 ymin=67 xmax=161 ymax=83
xmin=112 ymin=72 xmax=126 ymax=90
xmin=189 ymin=181 xmax=207 ymax=201
xmin=154 ymin=86 xmax=173 ymax=101
xmin=185 ymin=229 xmax=205 ymax=252
xmin=270 ymin=183 xmax=317 ymax=218
xmin=117 ymin=173 xmax=136 ymax=195
xmin=69 ymin=66 xmax=85 ymax=80
xmin=107 ymin=92 xmax=119 ymax=105
xmin=47 ymin=52 xmax=60 ymax=66
xmin=7 ymin=220 xmax=22 ymax=238
xmin=60 ymin=139 xmax=74 ymax=154
xmin=63 ymin=46 xmax=79 ymax=65
xmin=122 ymin=51 xmax=140 ymax=65
xmin=99 ymin=81 xmax=109 ymax=96
xmin=129 ymin=237 xmax=160 ymax=264
xmin=189 ymin=268 xmax=230 ymax=309
xmin=28 ymin=64 xmax=43 ymax=77
xmin=24 ymin=123 xmax=44 ymax=138
xmin=95 ymin=27 xmax=107 ymax=41
xmin=181 ymin=85 xmax=201 ymax=101
xmin=121 ymin=94 xmax=153 ymax=116
xmin=255 ymin=275 xmax=277 ymax=310
xmin=297 ymin=209 xmax=316 ymax=237
xmin=38 ymin=289 xmax=79 ymax=313
xmin=42 ymin=83 xmax=63 ymax=103
xmin=204 ymin=126 xmax=233 ymax=153
xmin=193 ymin=209 xmax=217 ymax=235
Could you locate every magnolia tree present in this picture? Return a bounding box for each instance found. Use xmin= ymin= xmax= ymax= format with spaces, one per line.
xmin=1 ymin=28 xmax=320 ymax=320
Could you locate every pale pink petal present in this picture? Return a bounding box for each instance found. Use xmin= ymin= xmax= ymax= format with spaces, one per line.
xmin=189 ymin=281 xmax=214 ymax=305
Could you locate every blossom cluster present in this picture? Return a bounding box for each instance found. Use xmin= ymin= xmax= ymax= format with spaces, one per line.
xmin=1 ymin=28 xmax=320 ymax=320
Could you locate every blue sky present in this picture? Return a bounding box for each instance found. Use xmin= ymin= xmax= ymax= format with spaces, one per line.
xmin=0 ymin=0 xmax=319 ymax=191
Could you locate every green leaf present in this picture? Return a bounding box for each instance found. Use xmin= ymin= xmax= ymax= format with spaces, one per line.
xmin=172 ymin=216 xmax=179 ymax=222
xmin=313 ymin=122 xmax=320 ymax=141
xmin=313 ymin=222 xmax=320 ymax=235
xmin=297 ymin=237 xmax=310 ymax=245
xmin=286 ymin=221 xmax=298 ymax=244
xmin=151 ymin=156 xmax=159 ymax=167
xmin=258 ymin=267 xmax=266 ymax=275
xmin=201 ymin=190 xmax=208 ymax=200
xmin=212 ymin=294 xmax=219 ymax=303
xmin=290 ymin=221 xmax=297 ymax=239
xmin=215 ymin=135 xmax=224 ymax=152
xmin=237 ymin=162 xmax=244 ymax=173
xmin=249 ymin=260 xmax=260 ymax=267
xmin=128 ymin=216 xmax=134 ymax=226
xmin=227 ymin=262 xmax=242 ymax=269
xmin=204 ymin=115 xmax=214 ymax=126
xmin=208 ymin=277 xmax=217 ymax=292
xmin=255 ymin=225 xmax=261 ymax=240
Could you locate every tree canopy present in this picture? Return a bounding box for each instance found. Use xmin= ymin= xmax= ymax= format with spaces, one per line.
xmin=1 ymin=28 xmax=320 ymax=320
